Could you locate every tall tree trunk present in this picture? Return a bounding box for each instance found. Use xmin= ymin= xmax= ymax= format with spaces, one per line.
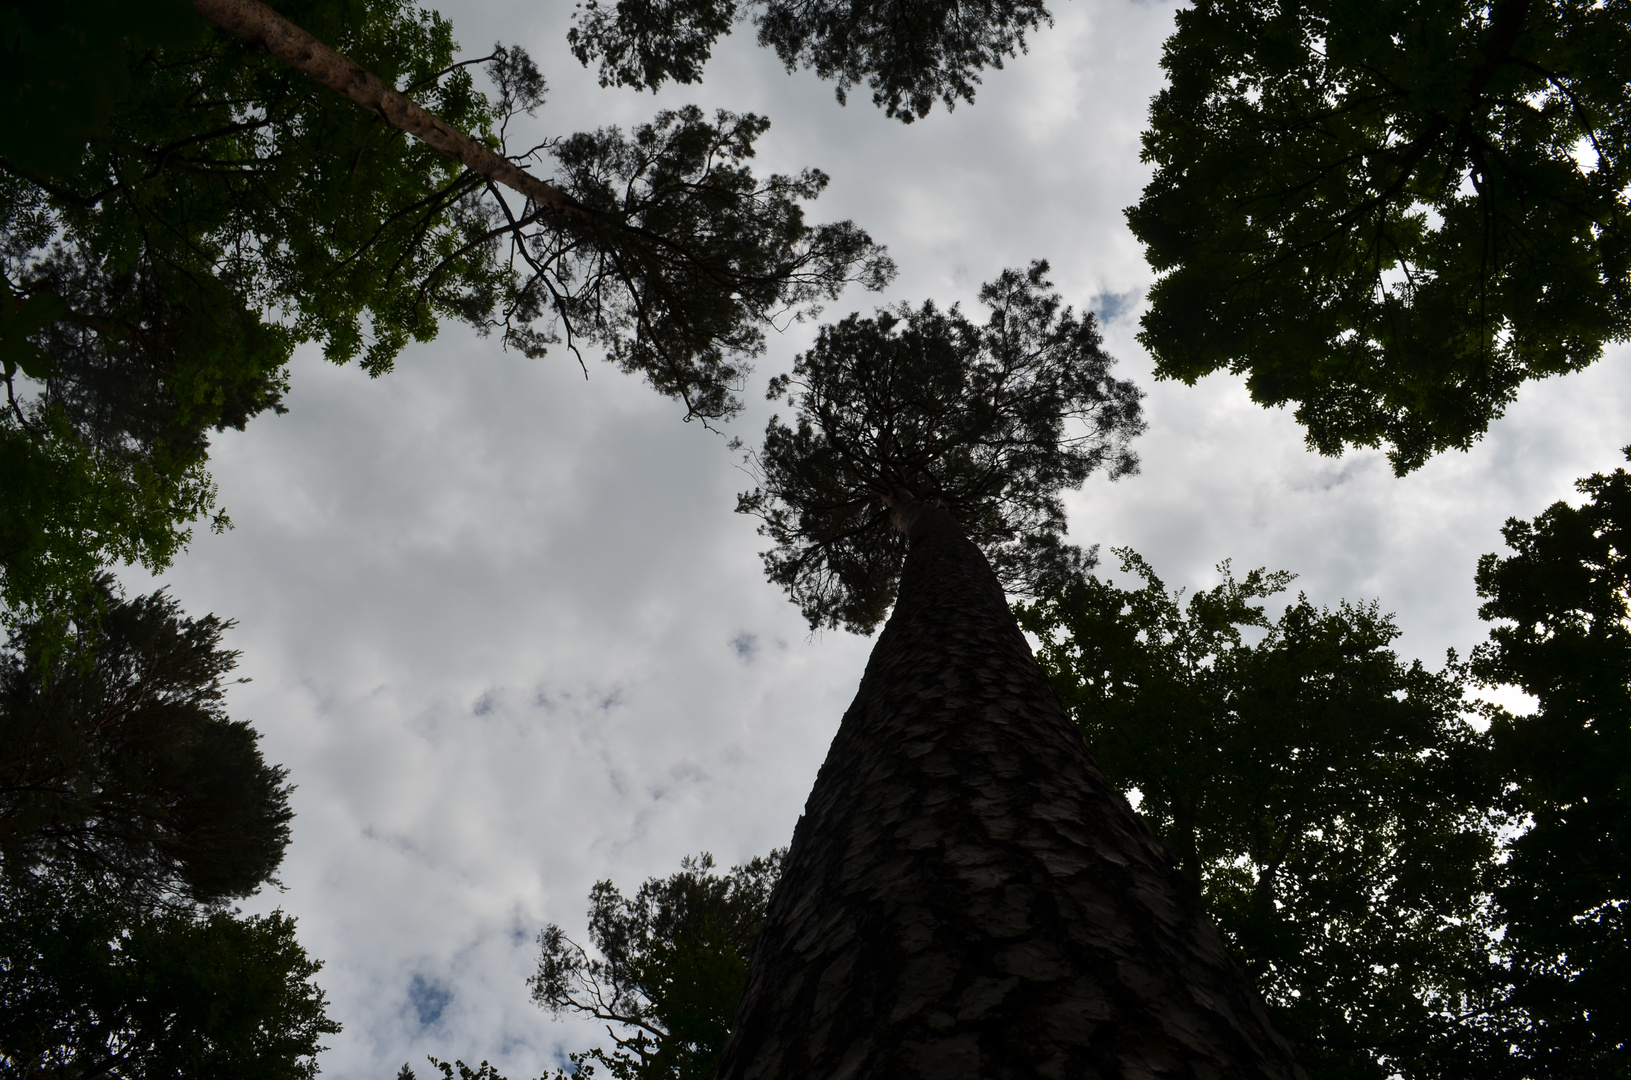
xmin=192 ymin=0 xmax=590 ymax=224
xmin=717 ymin=503 xmax=1304 ymax=1079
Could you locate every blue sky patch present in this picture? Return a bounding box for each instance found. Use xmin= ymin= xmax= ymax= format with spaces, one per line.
xmin=408 ymin=974 xmax=452 ymax=1028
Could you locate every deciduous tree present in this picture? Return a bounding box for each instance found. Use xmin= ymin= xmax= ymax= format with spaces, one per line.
xmin=1020 ymin=551 xmax=1509 ymax=1079
xmin=1473 ymin=454 xmax=1631 ymax=1077
xmin=530 ymin=852 xmax=782 ymax=1080
xmin=0 ymin=574 xmax=321 ymax=1078
xmin=0 ymin=581 xmax=291 ymax=910
xmin=0 ymin=875 xmax=337 ymax=1080
xmin=1127 ymin=0 xmax=1631 ymax=473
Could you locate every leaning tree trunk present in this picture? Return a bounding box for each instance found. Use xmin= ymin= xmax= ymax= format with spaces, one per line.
xmin=716 ymin=503 xmax=1305 ymax=1080
xmin=193 ymin=0 xmax=591 ymax=225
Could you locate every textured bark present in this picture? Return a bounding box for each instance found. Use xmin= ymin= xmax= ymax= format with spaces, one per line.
xmin=192 ymin=0 xmax=591 ymax=225
xmin=717 ymin=505 xmax=1305 ymax=1080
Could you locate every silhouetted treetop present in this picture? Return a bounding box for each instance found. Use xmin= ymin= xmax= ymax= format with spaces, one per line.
xmin=1473 ymin=453 xmax=1631 ymax=1075
xmin=736 ymin=261 xmax=1144 ymax=633
xmin=0 ymin=879 xmax=337 ymax=1080
xmin=566 ymin=0 xmax=1051 ymax=121
xmin=0 ymin=581 xmax=291 ymax=909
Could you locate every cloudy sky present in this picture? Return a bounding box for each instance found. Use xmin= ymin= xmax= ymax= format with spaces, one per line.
xmin=127 ymin=1 xmax=1631 ymax=1076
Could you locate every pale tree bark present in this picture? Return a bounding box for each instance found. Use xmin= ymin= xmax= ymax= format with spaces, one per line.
xmin=717 ymin=502 xmax=1306 ymax=1080
xmin=192 ymin=0 xmax=591 ymax=225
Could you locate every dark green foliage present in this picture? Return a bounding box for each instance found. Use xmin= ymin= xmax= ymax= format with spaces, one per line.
xmin=401 ymin=1055 xmax=566 ymax=1080
xmin=1019 ymin=551 xmax=1509 ymax=1079
xmin=737 ymin=261 xmax=1143 ymax=633
xmin=531 ymin=106 xmax=895 ymax=423
xmin=1473 ymin=455 xmax=1631 ymax=1077
xmin=530 ymin=852 xmax=783 ymax=1080
xmin=0 ymin=875 xmax=338 ymax=1080
xmin=0 ymin=0 xmax=203 ymax=177
xmin=1128 ymin=0 xmax=1631 ymax=473
xmin=0 ymin=0 xmax=507 ymax=627
xmin=0 ymin=581 xmax=291 ymax=909
xmin=568 ymin=0 xmax=738 ymax=93
xmin=567 ymin=0 xmax=1051 ymax=121
xmin=4 ymin=0 xmax=511 ymax=373
xmin=0 ymin=1 xmax=890 ymax=630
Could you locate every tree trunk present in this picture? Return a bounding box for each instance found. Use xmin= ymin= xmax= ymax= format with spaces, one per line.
xmin=716 ymin=503 xmax=1305 ymax=1080
xmin=192 ymin=0 xmax=591 ymax=225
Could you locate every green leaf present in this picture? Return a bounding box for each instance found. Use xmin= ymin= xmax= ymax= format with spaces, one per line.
xmin=1129 ymin=0 xmax=1631 ymax=472
xmin=0 ymin=281 xmax=67 ymax=378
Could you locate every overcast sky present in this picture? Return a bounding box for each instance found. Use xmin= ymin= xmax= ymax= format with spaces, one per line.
xmin=128 ymin=1 xmax=1631 ymax=1076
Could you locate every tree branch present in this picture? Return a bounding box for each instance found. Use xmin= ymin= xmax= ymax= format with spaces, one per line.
xmin=191 ymin=0 xmax=594 ymax=227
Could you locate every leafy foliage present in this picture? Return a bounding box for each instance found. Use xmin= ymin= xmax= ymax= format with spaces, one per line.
xmin=0 ymin=876 xmax=337 ymax=1080
xmin=0 ymin=581 xmax=291 ymax=910
xmin=737 ymin=261 xmax=1143 ymax=633
xmin=531 ymin=851 xmax=783 ymax=1080
xmin=0 ymin=0 xmax=505 ymax=627
xmin=1128 ymin=0 xmax=1631 ymax=473
xmin=1019 ymin=551 xmax=1510 ymax=1079
xmin=567 ymin=0 xmax=1051 ymax=121
xmin=0 ymin=0 xmax=890 ymax=630
xmin=403 ymin=1059 xmax=527 ymax=1080
xmin=1473 ymin=455 xmax=1631 ymax=1077
xmin=568 ymin=0 xmax=738 ymax=93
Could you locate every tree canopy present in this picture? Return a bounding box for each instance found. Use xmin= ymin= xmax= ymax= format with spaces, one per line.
xmin=1019 ymin=551 xmax=1509 ymax=1079
xmin=1473 ymin=454 xmax=1631 ymax=1077
xmin=0 ymin=876 xmax=337 ymax=1080
xmin=0 ymin=576 xmax=326 ymax=1080
xmin=0 ymin=581 xmax=291 ymax=910
xmin=0 ymin=0 xmax=890 ymax=630
xmin=736 ymin=261 xmax=1144 ymax=632
xmin=530 ymin=851 xmax=783 ymax=1080
xmin=570 ymin=0 xmax=1631 ymax=468
xmin=1128 ymin=0 xmax=1631 ymax=473
xmin=565 ymin=0 xmax=1051 ymax=121
xmin=1 ymin=0 xmax=499 ymax=628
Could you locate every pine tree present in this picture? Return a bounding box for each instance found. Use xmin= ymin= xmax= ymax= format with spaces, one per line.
xmin=724 ymin=264 xmax=1303 ymax=1078
xmin=562 ymin=0 xmax=1052 ymax=121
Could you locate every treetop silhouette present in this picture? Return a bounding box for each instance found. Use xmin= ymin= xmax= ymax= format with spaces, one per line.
xmin=737 ymin=261 xmax=1144 ymax=633
xmin=722 ymin=268 xmax=1303 ymax=1079
xmin=0 ymin=581 xmax=291 ymax=911
xmin=565 ymin=0 xmax=1053 ymax=122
